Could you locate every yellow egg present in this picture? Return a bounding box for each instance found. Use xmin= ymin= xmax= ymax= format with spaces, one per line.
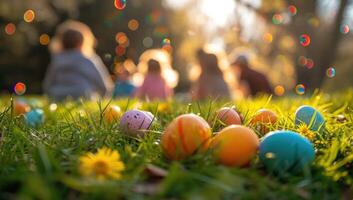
xmin=210 ymin=125 xmax=259 ymax=167
xmin=104 ymin=105 xmax=122 ymax=123
xmin=161 ymin=114 xmax=212 ymax=160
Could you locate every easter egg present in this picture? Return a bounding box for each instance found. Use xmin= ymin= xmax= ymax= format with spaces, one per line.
xmin=104 ymin=105 xmax=121 ymax=123
xmin=295 ymin=105 xmax=325 ymax=132
xmin=250 ymin=109 xmax=278 ymax=134
xmin=161 ymin=114 xmax=212 ymax=160
xmin=13 ymin=101 xmax=30 ymax=116
xmin=119 ymin=110 xmax=154 ymax=137
xmin=210 ymin=125 xmax=259 ymax=167
xmin=215 ymin=107 xmax=242 ymax=126
xmin=25 ymin=109 xmax=44 ymax=127
xmin=259 ymin=130 xmax=315 ymax=173
xmin=143 ymin=111 xmax=154 ymax=120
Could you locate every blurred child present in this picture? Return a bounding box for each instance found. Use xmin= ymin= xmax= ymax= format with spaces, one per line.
xmin=231 ymin=55 xmax=272 ymax=97
xmin=191 ymin=49 xmax=230 ymax=100
xmin=113 ymin=61 xmax=136 ymax=98
xmin=43 ymin=21 xmax=113 ymax=101
xmin=135 ymin=59 xmax=173 ymax=100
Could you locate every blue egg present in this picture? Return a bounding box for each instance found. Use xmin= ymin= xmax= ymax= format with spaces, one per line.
xmin=259 ymin=130 xmax=315 ymax=174
xmin=295 ymin=105 xmax=325 ymax=132
xmin=25 ymin=109 xmax=44 ymax=127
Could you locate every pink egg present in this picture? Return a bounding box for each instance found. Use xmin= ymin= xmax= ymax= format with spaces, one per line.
xmin=119 ymin=110 xmax=154 ymax=137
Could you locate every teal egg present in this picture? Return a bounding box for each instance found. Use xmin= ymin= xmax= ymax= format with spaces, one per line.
xmin=295 ymin=105 xmax=325 ymax=132
xmin=259 ymin=130 xmax=315 ymax=174
xmin=25 ymin=109 xmax=44 ymax=127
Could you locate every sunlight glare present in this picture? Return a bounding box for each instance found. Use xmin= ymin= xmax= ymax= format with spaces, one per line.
xmin=200 ymin=0 xmax=236 ymax=27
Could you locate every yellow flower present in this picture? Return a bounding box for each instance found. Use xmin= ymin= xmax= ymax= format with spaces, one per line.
xmin=79 ymin=147 xmax=125 ymax=181
xmin=297 ymin=124 xmax=315 ymax=141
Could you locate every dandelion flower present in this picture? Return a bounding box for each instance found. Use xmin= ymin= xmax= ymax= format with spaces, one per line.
xmin=79 ymin=147 xmax=125 ymax=180
xmin=298 ymin=124 xmax=315 ymax=141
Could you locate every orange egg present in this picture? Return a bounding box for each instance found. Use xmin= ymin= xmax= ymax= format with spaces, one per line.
xmin=13 ymin=101 xmax=30 ymax=116
xmin=250 ymin=109 xmax=278 ymax=134
xmin=104 ymin=105 xmax=122 ymax=123
xmin=215 ymin=107 xmax=242 ymax=126
xmin=161 ymin=114 xmax=212 ymax=160
xmin=210 ymin=125 xmax=259 ymax=167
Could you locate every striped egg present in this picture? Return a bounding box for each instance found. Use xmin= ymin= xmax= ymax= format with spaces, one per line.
xmin=161 ymin=114 xmax=212 ymax=160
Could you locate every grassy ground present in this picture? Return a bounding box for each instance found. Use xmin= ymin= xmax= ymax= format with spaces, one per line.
xmin=0 ymin=90 xmax=353 ymax=200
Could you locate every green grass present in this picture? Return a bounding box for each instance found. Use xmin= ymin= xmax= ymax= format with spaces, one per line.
xmin=1 ymin=90 xmax=353 ymax=200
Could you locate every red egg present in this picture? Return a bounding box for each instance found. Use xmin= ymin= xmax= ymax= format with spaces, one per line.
xmin=215 ymin=107 xmax=242 ymax=126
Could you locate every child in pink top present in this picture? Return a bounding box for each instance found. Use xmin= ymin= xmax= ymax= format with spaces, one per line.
xmin=135 ymin=59 xmax=173 ymax=100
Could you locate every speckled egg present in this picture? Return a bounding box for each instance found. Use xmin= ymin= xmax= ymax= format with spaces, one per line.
xmin=215 ymin=107 xmax=242 ymax=126
xmin=119 ymin=110 xmax=154 ymax=137
xmin=25 ymin=109 xmax=44 ymax=127
xmin=210 ymin=125 xmax=259 ymax=167
xmin=104 ymin=105 xmax=121 ymax=123
xmin=14 ymin=101 xmax=31 ymax=116
xmin=161 ymin=114 xmax=212 ymax=160
xmin=259 ymin=130 xmax=315 ymax=174
xmin=250 ymin=109 xmax=278 ymax=135
xmin=295 ymin=105 xmax=325 ymax=132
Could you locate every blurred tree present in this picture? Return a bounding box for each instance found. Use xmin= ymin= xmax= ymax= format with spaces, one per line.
xmin=235 ymin=0 xmax=351 ymax=91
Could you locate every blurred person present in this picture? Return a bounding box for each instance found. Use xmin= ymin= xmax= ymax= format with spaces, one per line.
xmin=135 ymin=59 xmax=173 ymax=100
xmin=231 ymin=55 xmax=272 ymax=97
xmin=113 ymin=60 xmax=136 ymax=98
xmin=191 ymin=49 xmax=230 ymax=100
xmin=43 ymin=21 xmax=113 ymax=101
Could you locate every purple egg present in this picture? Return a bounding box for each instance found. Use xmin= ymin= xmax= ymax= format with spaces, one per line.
xmin=119 ymin=110 xmax=154 ymax=137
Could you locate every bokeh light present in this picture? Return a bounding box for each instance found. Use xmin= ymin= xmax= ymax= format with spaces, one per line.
xmin=295 ymin=84 xmax=305 ymax=95
xmin=143 ymin=37 xmax=153 ymax=48
xmin=115 ymin=32 xmax=129 ymax=47
xmin=24 ymin=9 xmax=35 ymax=23
xmin=274 ymin=85 xmax=285 ymax=96
xmin=128 ymin=19 xmax=139 ymax=31
xmin=39 ymin=34 xmax=50 ymax=45
xmin=4 ymin=23 xmax=16 ymax=35
xmin=340 ymin=25 xmax=350 ymax=34
xmin=14 ymin=82 xmax=26 ymax=95
xmin=305 ymin=58 xmax=314 ymax=69
xmin=272 ymin=14 xmax=283 ymax=25
xmin=288 ymin=5 xmax=297 ymax=16
xmin=115 ymin=45 xmax=126 ymax=56
xmin=263 ymin=33 xmax=273 ymax=43
xmin=299 ymin=34 xmax=311 ymax=47
xmin=326 ymin=67 xmax=336 ymax=78
xmin=114 ymin=0 xmax=126 ymax=10
xmin=298 ymin=56 xmax=307 ymax=66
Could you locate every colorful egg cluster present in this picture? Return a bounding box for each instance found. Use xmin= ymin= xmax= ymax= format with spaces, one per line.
xmin=295 ymin=105 xmax=325 ymax=132
xmin=161 ymin=114 xmax=212 ymax=160
xmin=119 ymin=109 xmax=154 ymax=137
xmin=259 ymin=130 xmax=315 ymax=173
